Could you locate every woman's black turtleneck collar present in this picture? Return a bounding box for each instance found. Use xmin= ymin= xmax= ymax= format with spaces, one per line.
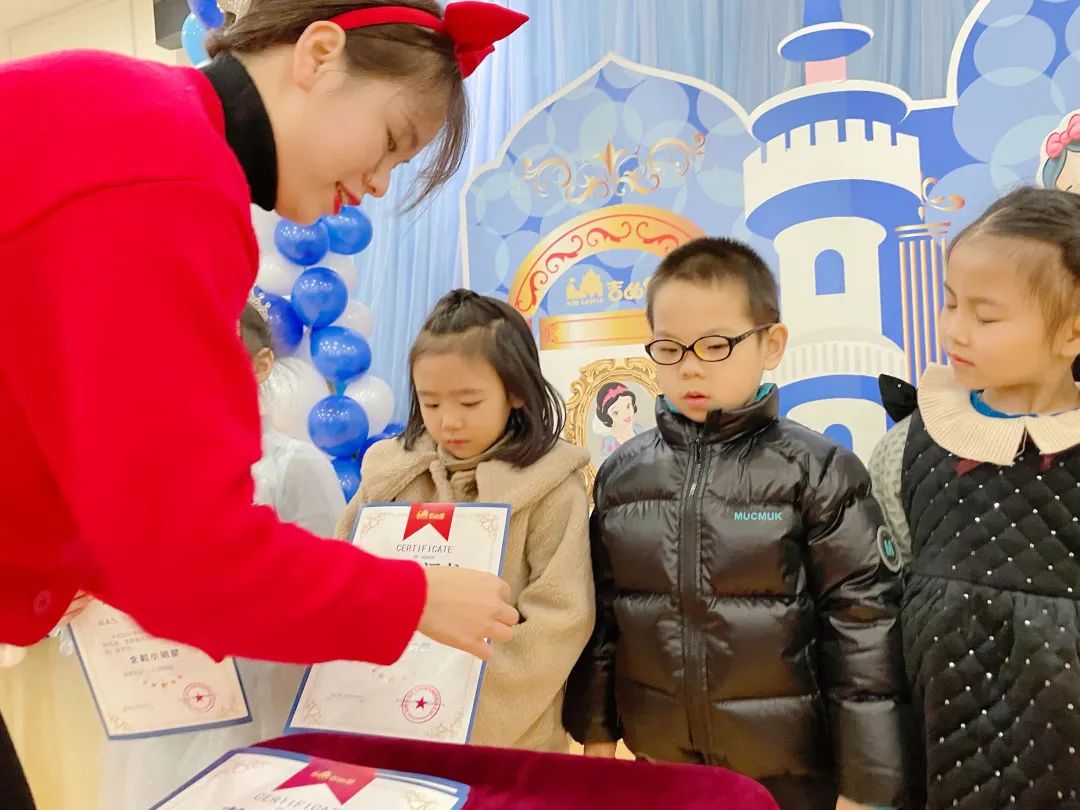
xmin=201 ymin=53 xmax=278 ymax=211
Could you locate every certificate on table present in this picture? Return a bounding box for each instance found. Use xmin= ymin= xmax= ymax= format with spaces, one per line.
xmin=286 ymin=502 xmax=510 ymax=744
xmin=151 ymin=747 xmax=470 ymax=810
xmin=69 ymin=600 xmax=250 ymax=739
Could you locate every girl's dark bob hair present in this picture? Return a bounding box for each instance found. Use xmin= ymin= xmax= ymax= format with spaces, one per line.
xmin=402 ymin=289 xmax=565 ymax=466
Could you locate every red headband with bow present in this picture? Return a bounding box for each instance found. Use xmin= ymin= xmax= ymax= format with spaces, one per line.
xmin=329 ymin=2 xmax=529 ymax=78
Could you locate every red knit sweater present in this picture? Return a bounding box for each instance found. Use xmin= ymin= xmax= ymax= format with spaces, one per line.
xmin=0 ymin=50 xmax=425 ymax=664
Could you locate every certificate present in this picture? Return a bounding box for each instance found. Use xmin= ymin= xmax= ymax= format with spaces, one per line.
xmin=152 ymin=747 xmax=470 ymax=810
xmin=286 ymin=502 xmax=510 ymax=744
xmin=69 ymin=600 xmax=250 ymax=739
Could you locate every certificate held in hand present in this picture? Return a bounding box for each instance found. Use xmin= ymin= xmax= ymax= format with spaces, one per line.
xmin=286 ymin=502 xmax=510 ymax=744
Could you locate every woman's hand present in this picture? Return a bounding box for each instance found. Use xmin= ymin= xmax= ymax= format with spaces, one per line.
xmin=417 ymin=567 xmax=518 ymax=660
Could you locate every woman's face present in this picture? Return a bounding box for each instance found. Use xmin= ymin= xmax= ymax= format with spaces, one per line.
xmin=267 ymin=23 xmax=448 ymax=224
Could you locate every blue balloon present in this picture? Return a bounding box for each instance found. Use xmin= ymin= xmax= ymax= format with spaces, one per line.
xmin=321 ymin=207 xmax=374 ymax=255
xmin=331 ymin=456 xmax=361 ymax=502
xmin=383 ymin=422 xmax=406 ymax=437
xmin=310 ymin=326 xmax=372 ymax=385
xmin=257 ymin=289 xmax=303 ymax=355
xmin=308 ymin=396 xmax=369 ymax=456
xmin=290 ymin=267 xmax=348 ymax=328
xmin=180 ymin=14 xmax=209 ymax=65
xmin=358 ymin=430 xmax=393 ymax=460
xmin=186 ymin=0 xmax=224 ymax=29
xmin=274 ymin=220 xmax=330 ymax=267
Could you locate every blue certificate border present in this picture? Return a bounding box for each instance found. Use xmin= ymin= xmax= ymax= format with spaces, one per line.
xmin=150 ymin=745 xmax=470 ymax=809
xmin=68 ymin=624 xmax=253 ymax=741
xmin=283 ymin=502 xmax=512 ymax=743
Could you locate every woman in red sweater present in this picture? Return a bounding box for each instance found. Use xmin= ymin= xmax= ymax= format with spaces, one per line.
xmin=0 ymin=1 xmax=526 ymax=804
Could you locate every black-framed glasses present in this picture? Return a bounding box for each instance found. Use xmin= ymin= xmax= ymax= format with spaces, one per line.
xmin=645 ymin=325 xmax=774 ymax=366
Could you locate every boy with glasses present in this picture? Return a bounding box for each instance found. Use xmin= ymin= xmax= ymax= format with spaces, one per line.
xmin=564 ymin=237 xmax=916 ymax=810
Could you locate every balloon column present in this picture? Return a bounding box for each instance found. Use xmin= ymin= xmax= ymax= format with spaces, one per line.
xmin=180 ymin=0 xmax=224 ymax=65
xmin=253 ymin=203 xmax=401 ymax=503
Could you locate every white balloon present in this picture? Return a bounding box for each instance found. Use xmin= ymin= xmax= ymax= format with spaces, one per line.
xmin=294 ymin=330 xmax=313 ymax=363
xmin=250 ymin=205 xmax=279 ymax=253
xmin=334 ymin=299 xmax=375 ymax=339
xmin=315 ymin=252 xmax=358 ymax=294
xmin=260 ymin=356 xmax=332 ymax=443
xmin=344 ymin=374 xmax=395 ymax=435
xmin=256 ymin=252 xmax=302 ymax=298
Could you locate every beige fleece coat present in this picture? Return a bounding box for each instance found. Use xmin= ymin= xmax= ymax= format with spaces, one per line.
xmin=334 ymin=435 xmax=595 ymax=753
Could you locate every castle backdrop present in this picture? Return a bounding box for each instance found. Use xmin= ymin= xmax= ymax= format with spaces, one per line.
xmin=461 ymin=0 xmax=1080 ymax=475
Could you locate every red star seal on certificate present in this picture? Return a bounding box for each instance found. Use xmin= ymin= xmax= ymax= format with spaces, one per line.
xmin=402 ymin=685 xmax=441 ymax=724
xmin=182 ymin=682 xmax=216 ymax=713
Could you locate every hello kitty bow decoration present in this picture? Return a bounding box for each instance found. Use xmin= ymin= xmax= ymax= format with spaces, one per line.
xmin=1045 ymin=113 xmax=1080 ymax=159
xmin=330 ymin=2 xmax=529 ymax=78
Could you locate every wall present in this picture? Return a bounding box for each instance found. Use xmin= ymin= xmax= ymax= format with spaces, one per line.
xmin=0 ymin=0 xmax=180 ymax=64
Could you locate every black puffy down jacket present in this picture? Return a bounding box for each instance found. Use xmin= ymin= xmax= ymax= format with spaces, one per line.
xmin=564 ymin=390 xmax=917 ymax=810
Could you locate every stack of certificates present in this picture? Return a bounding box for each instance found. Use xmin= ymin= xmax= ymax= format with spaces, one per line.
xmin=70 ymin=502 xmax=512 ymax=745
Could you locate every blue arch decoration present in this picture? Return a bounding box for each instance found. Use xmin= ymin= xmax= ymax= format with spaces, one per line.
xmin=814 ymin=249 xmax=846 ymax=295
xmin=823 ymin=423 xmax=854 ymax=450
xmin=778 ymin=374 xmax=882 ymax=414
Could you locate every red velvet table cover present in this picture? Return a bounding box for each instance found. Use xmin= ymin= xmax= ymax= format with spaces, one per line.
xmin=261 ymin=733 xmax=779 ymax=809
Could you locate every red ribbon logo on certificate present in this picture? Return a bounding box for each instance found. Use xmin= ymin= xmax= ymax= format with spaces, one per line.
xmin=276 ymin=759 xmax=377 ymax=802
xmin=404 ymin=503 xmax=455 ymax=541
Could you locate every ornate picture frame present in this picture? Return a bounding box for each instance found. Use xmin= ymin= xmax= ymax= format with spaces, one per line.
xmin=563 ymin=357 xmax=662 ymax=497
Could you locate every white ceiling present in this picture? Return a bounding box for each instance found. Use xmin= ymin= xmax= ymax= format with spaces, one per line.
xmin=0 ymin=0 xmax=94 ymax=34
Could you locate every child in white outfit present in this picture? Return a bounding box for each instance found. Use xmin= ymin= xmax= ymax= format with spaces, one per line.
xmin=100 ymin=299 xmax=346 ymax=808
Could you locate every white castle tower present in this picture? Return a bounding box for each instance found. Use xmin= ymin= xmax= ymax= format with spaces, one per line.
xmin=742 ymin=0 xmax=919 ymax=458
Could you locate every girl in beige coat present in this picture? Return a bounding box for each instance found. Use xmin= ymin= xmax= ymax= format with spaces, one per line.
xmin=336 ymin=290 xmax=594 ymax=753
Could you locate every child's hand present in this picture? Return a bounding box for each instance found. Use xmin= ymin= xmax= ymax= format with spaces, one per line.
xmin=418 ymin=567 xmax=519 ymax=660
xmin=583 ymin=742 xmax=618 ymax=758
xmin=0 ymin=644 xmax=28 ymax=668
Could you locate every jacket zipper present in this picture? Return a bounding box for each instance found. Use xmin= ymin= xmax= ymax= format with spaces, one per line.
xmin=680 ymin=435 xmax=710 ymax=753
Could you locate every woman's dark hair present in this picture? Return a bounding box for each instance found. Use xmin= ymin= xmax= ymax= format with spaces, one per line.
xmin=951 ymin=186 xmax=1080 ymax=381
xmin=208 ymin=1 xmax=468 ymax=208
xmin=403 ymin=289 xmax=565 ymax=467
xmin=595 ymin=382 xmax=637 ymax=427
xmin=240 ymin=302 xmax=273 ymax=356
